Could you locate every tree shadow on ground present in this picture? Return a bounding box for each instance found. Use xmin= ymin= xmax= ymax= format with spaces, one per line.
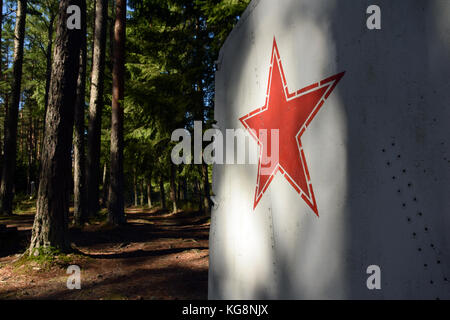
xmin=0 ymin=265 xmax=208 ymax=300
xmin=0 ymin=208 xmax=210 ymax=300
xmin=71 ymin=210 xmax=210 ymax=248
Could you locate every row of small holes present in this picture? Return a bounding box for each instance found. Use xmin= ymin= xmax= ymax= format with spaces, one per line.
xmin=383 ymin=141 xmax=447 ymax=298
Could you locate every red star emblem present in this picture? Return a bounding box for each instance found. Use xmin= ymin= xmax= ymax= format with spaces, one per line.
xmin=239 ymin=38 xmax=345 ymax=216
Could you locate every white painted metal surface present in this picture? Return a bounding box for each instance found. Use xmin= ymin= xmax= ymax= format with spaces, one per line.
xmin=209 ymin=0 xmax=450 ymax=299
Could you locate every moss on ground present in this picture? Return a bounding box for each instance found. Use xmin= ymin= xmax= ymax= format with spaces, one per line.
xmin=13 ymin=247 xmax=89 ymax=273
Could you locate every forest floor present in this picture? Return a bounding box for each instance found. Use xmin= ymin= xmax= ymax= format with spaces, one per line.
xmin=0 ymin=207 xmax=210 ymax=300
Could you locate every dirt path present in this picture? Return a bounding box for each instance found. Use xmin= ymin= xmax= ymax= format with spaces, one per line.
xmin=0 ymin=209 xmax=210 ymax=300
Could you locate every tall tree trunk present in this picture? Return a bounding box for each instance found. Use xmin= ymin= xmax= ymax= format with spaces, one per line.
xmin=107 ymin=0 xmax=126 ymax=225
xmin=2 ymin=93 xmax=9 ymax=185
xmin=133 ymin=169 xmax=137 ymax=207
xmin=146 ymin=176 xmax=152 ymax=208
xmin=29 ymin=0 xmax=83 ymax=253
xmin=139 ymin=179 xmax=144 ymax=207
xmin=87 ymin=0 xmax=108 ymax=217
xmin=33 ymin=116 xmax=38 ymax=167
xmin=0 ymin=0 xmax=3 ymax=183
xmin=0 ymin=0 xmax=27 ymax=215
xmin=183 ymin=177 xmax=187 ymax=201
xmin=108 ymin=0 xmax=115 ymax=69
xmin=101 ymin=161 xmax=108 ymax=207
xmin=196 ymin=176 xmax=203 ymax=212
xmin=159 ymin=175 xmax=166 ymax=210
xmin=73 ymin=0 xmax=88 ymax=226
xmin=27 ymin=103 xmax=33 ymax=194
xmin=43 ymin=13 xmax=56 ymax=121
xmin=89 ymin=0 xmax=96 ymax=67
xmin=177 ymin=178 xmax=181 ymax=202
xmin=2 ymin=42 xmax=8 ymax=156
xmin=202 ymin=163 xmax=210 ymax=213
xmin=169 ymin=162 xmax=177 ymax=213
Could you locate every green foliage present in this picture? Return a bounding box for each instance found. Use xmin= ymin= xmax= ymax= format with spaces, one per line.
xmin=123 ymin=0 xmax=249 ymax=203
xmin=0 ymin=0 xmax=249 ymax=211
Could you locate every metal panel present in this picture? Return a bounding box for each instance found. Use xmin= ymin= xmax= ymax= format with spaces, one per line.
xmin=209 ymin=0 xmax=450 ymax=299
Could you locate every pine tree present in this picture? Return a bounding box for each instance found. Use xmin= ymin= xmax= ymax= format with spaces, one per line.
xmin=87 ymin=0 xmax=108 ymax=218
xmin=29 ymin=0 xmax=83 ymax=252
xmin=108 ymin=0 xmax=126 ymax=225
xmin=73 ymin=0 xmax=88 ymax=225
xmin=0 ymin=0 xmax=27 ymax=216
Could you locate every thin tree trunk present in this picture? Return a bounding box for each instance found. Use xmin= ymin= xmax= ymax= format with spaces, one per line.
xmin=87 ymin=0 xmax=108 ymax=217
xmin=20 ymin=111 xmax=24 ymax=160
xmin=183 ymin=177 xmax=187 ymax=201
xmin=101 ymin=161 xmax=108 ymax=207
xmin=0 ymin=0 xmax=27 ymax=215
xmin=159 ymin=174 xmax=166 ymax=210
xmin=2 ymin=40 xmax=9 ymax=160
xmin=107 ymin=0 xmax=126 ymax=225
xmin=139 ymin=179 xmax=144 ymax=207
xmin=33 ymin=116 xmax=38 ymax=167
xmin=176 ymin=166 xmax=181 ymax=202
xmin=74 ymin=0 xmax=88 ymax=226
xmin=2 ymin=43 xmax=9 ymax=170
xmin=27 ymin=103 xmax=33 ymax=194
xmin=0 ymin=0 xmax=3 ymax=89
xmin=108 ymin=0 xmax=115 ymax=69
xmin=202 ymin=163 xmax=210 ymax=213
xmin=0 ymin=0 xmax=4 ymax=184
xmin=29 ymin=0 xmax=83 ymax=253
xmin=146 ymin=176 xmax=152 ymax=208
xmin=196 ymin=178 xmax=203 ymax=212
xmin=170 ymin=162 xmax=177 ymax=213
xmin=90 ymin=0 xmax=96 ymax=66
xmin=133 ymin=169 xmax=137 ymax=207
